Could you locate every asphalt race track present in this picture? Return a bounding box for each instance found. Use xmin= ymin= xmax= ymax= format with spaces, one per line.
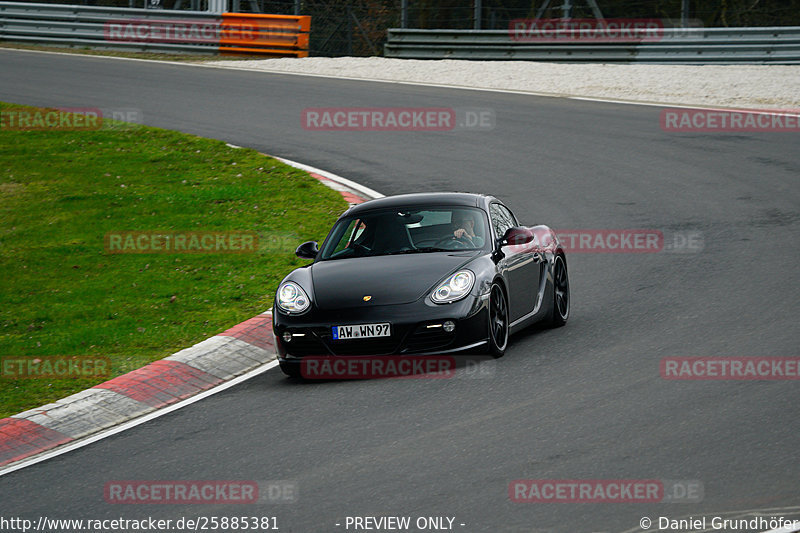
xmin=1 ymin=49 xmax=799 ymax=532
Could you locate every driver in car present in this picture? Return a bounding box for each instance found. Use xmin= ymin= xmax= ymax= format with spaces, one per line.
xmin=452 ymin=213 xmax=484 ymax=247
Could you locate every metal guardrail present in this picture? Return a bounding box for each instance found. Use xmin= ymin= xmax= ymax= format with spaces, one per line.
xmin=219 ymin=12 xmax=309 ymax=56
xmin=0 ymin=2 xmax=310 ymax=56
xmin=384 ymin=27 xmax=800 ymax=64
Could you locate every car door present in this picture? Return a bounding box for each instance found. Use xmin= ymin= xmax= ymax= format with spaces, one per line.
xmin=490 ymin=202 xmax=542 ymax=322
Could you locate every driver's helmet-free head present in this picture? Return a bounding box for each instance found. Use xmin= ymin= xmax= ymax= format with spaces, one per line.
xmin=453 ymin=210 xmax=478 ymax=234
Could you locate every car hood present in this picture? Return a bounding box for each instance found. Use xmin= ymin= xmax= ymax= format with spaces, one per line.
xmin=310 ymin=253 xmax=477 ymax=309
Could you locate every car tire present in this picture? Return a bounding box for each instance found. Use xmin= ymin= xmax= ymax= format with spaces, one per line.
xmin=546 ymin=254 xmax=570 ymax=328
xmin=488 ymin=282 xmax=509 ymax=358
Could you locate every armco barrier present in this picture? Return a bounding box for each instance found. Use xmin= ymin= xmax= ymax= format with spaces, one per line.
xmin=384 ymin=27 xmax=800 ymax=64
xmin=219 ymin=13 xmax=309 ymax=56
xmin=0 ymin=2 xmax=309 ymax=56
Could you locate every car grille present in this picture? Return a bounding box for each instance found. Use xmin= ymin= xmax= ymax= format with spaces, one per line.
xmin=326 ymin=337 xmax=400 ymax=356
xmin=284 ymin=330 xmax=328 ymax=356
xmin=284 ymin=323 xmax=456 ymax=356
xmin=284 ymin=327 xmax=401 ymax=356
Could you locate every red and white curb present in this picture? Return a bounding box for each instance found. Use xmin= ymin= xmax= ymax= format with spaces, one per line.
xmin=0 ymin=158 xmax=379 ymax=475
xmin=273 ymin=156 xmax=384 ymax=202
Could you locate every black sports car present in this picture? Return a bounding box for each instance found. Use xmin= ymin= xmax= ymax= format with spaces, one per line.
xmin=273 ymin=192 xmax=569 ymax=377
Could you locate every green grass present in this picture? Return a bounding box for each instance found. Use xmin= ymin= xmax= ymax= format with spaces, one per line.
xmin=0 ymin=102 xmax=347 ymax=418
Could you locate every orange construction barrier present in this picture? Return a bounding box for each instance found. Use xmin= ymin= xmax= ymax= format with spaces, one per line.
xmin=220 ymin=13 xmax=310 ymax=57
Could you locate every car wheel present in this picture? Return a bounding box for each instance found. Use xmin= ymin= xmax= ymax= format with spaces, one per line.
xmin=547 ymin=254 xmax=570 ymax=327
xmin=488 ymin=282 xmax=509 ymax=358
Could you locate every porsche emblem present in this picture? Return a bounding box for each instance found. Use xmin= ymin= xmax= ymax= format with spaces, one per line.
xmin=362 ymin=295 xmax=372 ymax=302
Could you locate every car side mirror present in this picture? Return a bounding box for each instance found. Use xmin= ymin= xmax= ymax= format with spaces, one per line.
xmin=295 ymin=241 xmax=319 ymax=259
xmin=500 ymin=226 xmax=534 ymax=247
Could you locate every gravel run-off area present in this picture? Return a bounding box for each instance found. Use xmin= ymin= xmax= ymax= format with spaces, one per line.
xmin=205 ymin=57 xmax=800 ymax=110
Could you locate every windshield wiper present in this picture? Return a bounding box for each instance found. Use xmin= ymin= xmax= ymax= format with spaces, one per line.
xmin=324 ymin=247 xmax=456 ymax=259
xmin=385 ymin=247 xmax=453 ymax=255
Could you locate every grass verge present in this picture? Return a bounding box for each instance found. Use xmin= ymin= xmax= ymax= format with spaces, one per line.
xmin=0 ymin=102 xmax=347 ymax=418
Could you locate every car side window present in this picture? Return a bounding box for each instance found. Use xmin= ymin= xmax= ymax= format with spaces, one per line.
xmin=330 ymin=218 xmax=364 ymax=255
xmin=490 ymin=203 xmax=517 ymax=240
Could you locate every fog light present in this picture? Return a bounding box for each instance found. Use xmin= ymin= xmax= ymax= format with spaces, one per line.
xmin=282 ymin=331 xmax=292 ymax=343
xmin=443 ymin=320 xmax=456 ymax=333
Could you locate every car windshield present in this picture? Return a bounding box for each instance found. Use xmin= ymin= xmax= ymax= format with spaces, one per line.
xmin=318 ymin=207 xmax=491 ymax=260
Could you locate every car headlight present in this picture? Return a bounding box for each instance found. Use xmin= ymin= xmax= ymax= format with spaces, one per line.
xmin=277 ymin=281 xmax=311 ymax=313
xmin=431 ymin=270 xmax=475 ymax=304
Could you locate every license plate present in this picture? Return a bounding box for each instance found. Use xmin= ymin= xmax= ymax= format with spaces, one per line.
xmin=332 ymin=323 xmax=391 ymax=340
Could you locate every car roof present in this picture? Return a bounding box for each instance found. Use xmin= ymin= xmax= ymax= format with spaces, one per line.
xmin=345 ymin=192 xmax=493 ymax=217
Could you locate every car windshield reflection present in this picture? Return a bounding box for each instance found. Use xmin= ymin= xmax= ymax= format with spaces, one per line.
xmin=318 ymin=207 xmax=491 ymax=261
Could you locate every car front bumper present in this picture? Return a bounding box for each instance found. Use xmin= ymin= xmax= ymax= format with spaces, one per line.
xmin=274 ymin=294 xmax=489 ymax=363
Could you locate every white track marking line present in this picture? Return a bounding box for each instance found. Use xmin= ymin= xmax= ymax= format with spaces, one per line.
xmin=0 ymin=359 xmax=280 ymax=477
